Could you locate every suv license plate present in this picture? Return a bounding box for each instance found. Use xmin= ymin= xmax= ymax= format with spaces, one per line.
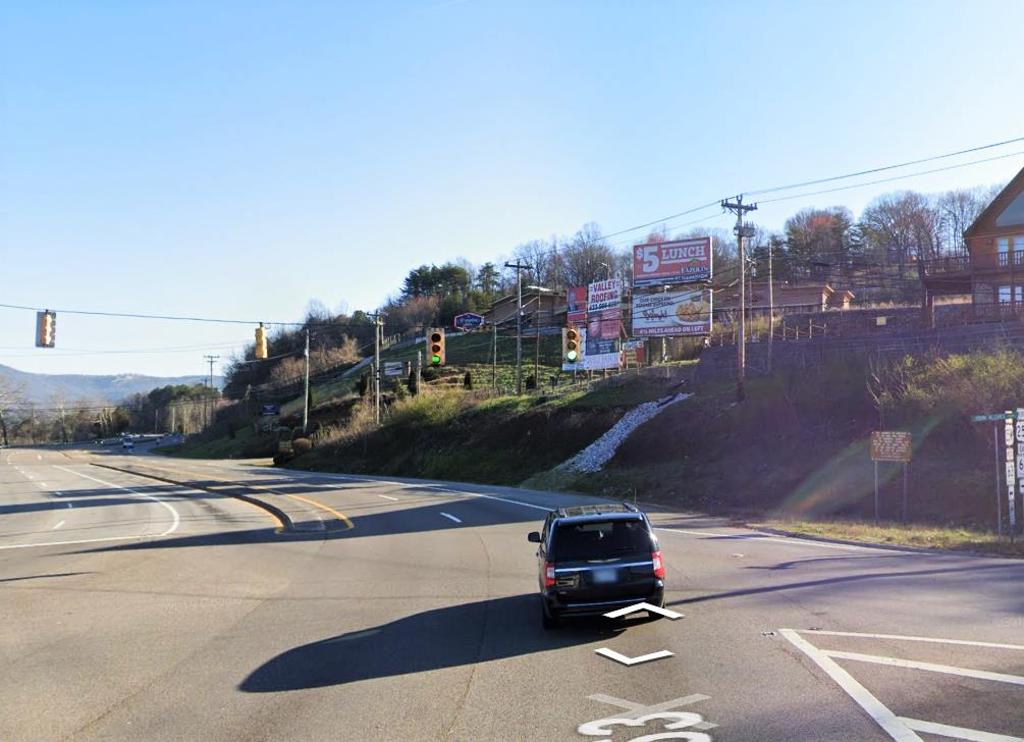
xmin=592 ymin=568 xmax=618 ymax=584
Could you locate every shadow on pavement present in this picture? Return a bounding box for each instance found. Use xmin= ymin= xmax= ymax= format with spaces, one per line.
xmin=0 ymin=572 xmax=93 ymax=583
xmin=238 ymin=594 xmax=623 ymax=693
xmin=69 ymin=498 xmax=542 ymax=554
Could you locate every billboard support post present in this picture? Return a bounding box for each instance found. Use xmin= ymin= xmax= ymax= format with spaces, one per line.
xmin=995 ymin=423 xmax=1003 ymax=537
xmin=873 ymin=461 xmax=879 ymax=524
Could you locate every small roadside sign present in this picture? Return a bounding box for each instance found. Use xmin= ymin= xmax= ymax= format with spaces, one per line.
xmin=870 ymin=431 xmax=912 ymax=525
xmin=260 ymin=403 xmax=280 ymax=416
xmin=383 ymin=361 xmax=404 ymax=377
xmin=972 ymin=412 xmax=1015 ymax=422
xmin=870 ymin=431 xmax=912 ymax=462
xmin=453 ymin=313 xmax=485 ymax=331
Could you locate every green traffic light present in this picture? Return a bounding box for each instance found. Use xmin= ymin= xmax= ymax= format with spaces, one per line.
xmin=432 ymin=355 xmax=441 ymax=365
xmin=566 ymin=351 xmax=578 ymax=362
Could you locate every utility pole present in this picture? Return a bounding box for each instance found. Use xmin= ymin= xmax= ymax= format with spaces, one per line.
xmin=768 ymin=237 xmax=776 ymax=372
xmin=373 ymin=313 xmax=383 ymax=424
xmin=204 ymin=354 xmax=220 ymax=427
xmin=504 ymin=260 xmax=531 ymax=395
xmin=721 ymin=196 xmax=757 ymax=401
xmin=302 ymin=331 xmax=310 ymax=433
xmin=491 ymin=321 xmax=497 ymax=391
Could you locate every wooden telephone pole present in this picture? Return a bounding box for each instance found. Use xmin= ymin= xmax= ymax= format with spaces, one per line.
xmin=721 ymin=196 xmax=757 ymax=401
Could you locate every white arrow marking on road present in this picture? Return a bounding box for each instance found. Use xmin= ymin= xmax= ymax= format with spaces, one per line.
xmin=52 ymin=520 xmax=65 ymax=530
xmin=440 ymin=512 xmax=462 ymax=523
xmin=604 ymin=602 xmax=684 ymax=620
xmin=378 ymin=494 xmax=399 ymax=501
xmin=595 ymin=648 xmax=674 ymax=666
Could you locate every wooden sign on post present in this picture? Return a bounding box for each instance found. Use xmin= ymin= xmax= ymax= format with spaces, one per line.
xmin=870 ymin=431 xmax=912 ymax=523
xmin=870 ymin=431 xmax=912 ymax=462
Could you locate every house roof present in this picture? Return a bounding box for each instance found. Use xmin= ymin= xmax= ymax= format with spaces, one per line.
xmin=965 ymin=164 xmax=1024 ymax=240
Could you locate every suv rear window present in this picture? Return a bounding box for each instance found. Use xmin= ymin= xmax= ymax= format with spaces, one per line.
xmin=550 ymin=518 xmax=652 ymax=561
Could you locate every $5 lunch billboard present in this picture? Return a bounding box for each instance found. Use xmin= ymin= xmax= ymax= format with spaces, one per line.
xmin=633 ymin=237 xmax=712 ymax=287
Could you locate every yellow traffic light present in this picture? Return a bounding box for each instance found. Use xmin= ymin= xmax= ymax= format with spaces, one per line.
xmin=255 ymin=323 xmax=268 ymax=359
xmin=563 ymin=326 xmax=580 ymax=362
xmin=35 ymin=310 xmax=56 ymax=348
xmin=428 ymin=328 xmax=445 ymax=366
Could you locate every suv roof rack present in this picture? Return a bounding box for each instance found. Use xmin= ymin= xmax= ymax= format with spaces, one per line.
xmin=554 ymin=502 xmax=640 ymax=518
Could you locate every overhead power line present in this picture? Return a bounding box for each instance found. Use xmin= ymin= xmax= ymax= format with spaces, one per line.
xmin=756 ymin=150 xmax=1024 ymax=206
xmin=747 ymin=135 xmax=1024 ymax=197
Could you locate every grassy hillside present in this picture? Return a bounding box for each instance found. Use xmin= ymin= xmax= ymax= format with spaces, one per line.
xmin=554 ymin=349 xmax=1019 ymax=529
xmin=281 ymin=331 xmax=566 ymax=416
xmin=289 ymin=372 xmax=687 ymax=484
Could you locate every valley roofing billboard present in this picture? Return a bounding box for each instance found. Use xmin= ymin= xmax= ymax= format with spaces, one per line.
xmin=585 ymin=279 xmax=622 ymax=370
xmin=633 ymin=237 xmax=712 ymax=287
xmin=632 ymin=289 xmax=711 ymax=337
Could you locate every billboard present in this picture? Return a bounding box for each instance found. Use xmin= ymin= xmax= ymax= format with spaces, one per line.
xmin=633 ymin=237 xmax=712 ymax=287
xmin=586 ymin=279 xmax=621 ymax=368
xmin=632 ymin=289 xmax=711 ymax=337
xmin=567 ymin=286 xmax=587 ymax=325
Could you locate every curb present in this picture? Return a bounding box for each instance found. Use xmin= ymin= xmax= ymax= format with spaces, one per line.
xmin=749 ymin=524 xmax=1021 ymax=559
xmin=90 ymin=462 xmax=293 ymax=532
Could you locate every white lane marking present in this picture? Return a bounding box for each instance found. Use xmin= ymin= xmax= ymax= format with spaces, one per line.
xmin=658 ymin=527 xmax=870 ymax=552
xmin=378 ymin=494 xmax=399 ymax=501
xmin=259 ymin=469 xmax=556 ymax=512
xmin=36 ymin=454 xmax=41 ymax=460
xmin=824 ymin=649 xmax=1024 ymax=687
xmin=594 ymin=648 xmax=674 ymax=666
xmin=52 ymin=520 xmax=65 ymax=530
xmin=898 ymin=717 xmax=1024 ymax=741
xmin=604 ymin=602 xmax=684 ymax=620
xmin=419 ymin=485 xmax=553 ymax=512
xmin=38 ymin=482 xmax=48 ymax=488
xmin=0 ymin=534 xmax=168 ymax=551
xmin=803 ymin=630 xmax=1024 ymax=651
xmin=440 ymin=512 xmax=462 ymax=524
xmin=779 ymin=629 xmax=921 ymax=741
xmin=53 ymin=466 xmax=180 ymax=537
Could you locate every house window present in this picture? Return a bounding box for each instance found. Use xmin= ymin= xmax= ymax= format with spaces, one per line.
xmin=1015 ymin=236 xmax=1024 ymax=265
xmin=998 ymin=237 xmax=1010 ymax=267
xmin=998 ymin=285 xmax=1023 ymax=304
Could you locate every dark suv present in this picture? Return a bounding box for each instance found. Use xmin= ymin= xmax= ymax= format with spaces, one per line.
xmin=527 ymin=503 xmax=665 ymax=628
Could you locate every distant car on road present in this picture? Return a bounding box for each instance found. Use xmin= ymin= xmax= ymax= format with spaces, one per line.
xmin=122 ymin=438 xmax=135 ymax=451
xmin=528 ymin=503 xmax=665 ymax=628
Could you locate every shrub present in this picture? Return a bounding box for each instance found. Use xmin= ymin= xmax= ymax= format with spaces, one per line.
xmin=525 ymin=373 xmax=537 ymax=390
xmin=463 ymin=371 xmax=473 ymax=390
xmin=407 ymin=370 xmax=419 ymax=395
xmin=421 ymin=367 xmax=439 ymax=382
xmin=292 ymin=437 xmax=313 ymax=456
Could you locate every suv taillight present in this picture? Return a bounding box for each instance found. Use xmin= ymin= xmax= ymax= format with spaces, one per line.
xmin=544 ymin=562 xmax=556 ymax=587
xmin=652 ymin=550 xmax=665 ymax=579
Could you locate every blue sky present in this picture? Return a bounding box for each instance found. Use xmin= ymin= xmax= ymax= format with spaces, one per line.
xmin=2 ymin=0 xmax=1024 ymax=378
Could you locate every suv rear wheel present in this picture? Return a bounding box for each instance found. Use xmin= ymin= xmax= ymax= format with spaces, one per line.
xmin=540 ymin=598 xmax=561 ymax=630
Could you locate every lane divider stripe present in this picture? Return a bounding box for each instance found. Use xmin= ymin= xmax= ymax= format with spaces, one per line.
xmin=54 ymin=465 xmax=180 ymax=537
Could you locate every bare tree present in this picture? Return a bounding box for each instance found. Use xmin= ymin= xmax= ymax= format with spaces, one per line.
xmin=860 ymin=191 xmax=940 ymax=276
xmin=935 ymin=186 xmax=995 ymax=256
xmin=0 ymin=377 xmax=28 ymax=447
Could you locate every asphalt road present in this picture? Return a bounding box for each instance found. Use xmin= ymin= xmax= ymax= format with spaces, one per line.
xmin=3 ymin=445 xmax=1024 ymax=741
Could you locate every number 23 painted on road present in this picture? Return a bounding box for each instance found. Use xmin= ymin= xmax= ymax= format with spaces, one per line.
xmin=578 ymin=711 xmax=712 ymax=742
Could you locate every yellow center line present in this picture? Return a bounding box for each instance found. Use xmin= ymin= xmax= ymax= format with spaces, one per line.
xmin=284 ymin=493 xmax=354 ymax=530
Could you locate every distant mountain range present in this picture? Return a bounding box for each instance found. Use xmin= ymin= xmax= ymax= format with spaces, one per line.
xmin=0 ymin=363 xmax=223 ymax=405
